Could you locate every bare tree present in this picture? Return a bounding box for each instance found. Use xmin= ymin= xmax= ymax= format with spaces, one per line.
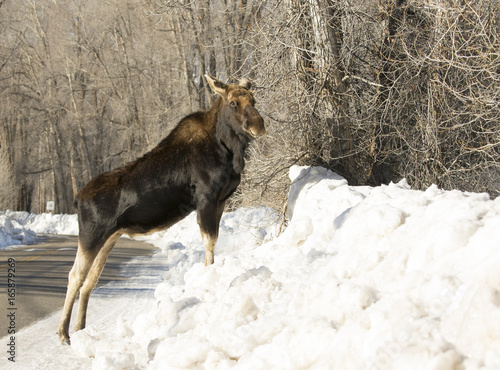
xmin=0 ymin=0 xmax=498 ymax=213
xmin=0 ymin=131 xmax=16 ymax=210
xmin=239 ymin=0 xmax=499 ymax=210
xmin=0 ymin=0 xmax=194 ymax=212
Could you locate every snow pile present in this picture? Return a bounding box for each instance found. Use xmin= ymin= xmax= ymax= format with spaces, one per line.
xmin=22 ymin=211 xmax=78 ymax=235
xmin=0 ymin=211 xmax=78 ymax=245
xmin=0 ymin=210 xmax=77 ymax=248
xmin=0 ymin=212 xmax=38 ymax=248
xmin=67 ymin=166 xmax=500 ymax=369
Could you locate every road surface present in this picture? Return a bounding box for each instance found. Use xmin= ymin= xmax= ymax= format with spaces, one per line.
xmin=0 ymin=236 xmax=157 ymax=337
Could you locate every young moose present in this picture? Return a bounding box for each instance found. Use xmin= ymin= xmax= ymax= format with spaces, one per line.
xmin=58 ymin=75 xmax=265 ymax=344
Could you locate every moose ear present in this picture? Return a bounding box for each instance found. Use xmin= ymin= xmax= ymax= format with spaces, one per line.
xmin=205 ymin=74 xmax=228 ymax=96
xmin=239 ymin=78 xmax=252 ymax=90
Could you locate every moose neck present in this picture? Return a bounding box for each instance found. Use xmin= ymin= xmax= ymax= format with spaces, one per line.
xmin=211 ymin=98 xmax=250 ymax=174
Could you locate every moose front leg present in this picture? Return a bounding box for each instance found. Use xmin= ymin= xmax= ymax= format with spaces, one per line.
xmin=200 ymin=231 xmax=216 ymax=266
xmin=197 ymin=200 xmax=225 ymax=266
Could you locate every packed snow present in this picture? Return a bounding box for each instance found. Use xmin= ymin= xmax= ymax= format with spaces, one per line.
xmin=3 ymin=166 xmax=500 ymax=369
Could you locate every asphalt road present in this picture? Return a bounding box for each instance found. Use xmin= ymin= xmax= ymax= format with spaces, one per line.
xmin=0 ymin=236 xmax=157 ymax=337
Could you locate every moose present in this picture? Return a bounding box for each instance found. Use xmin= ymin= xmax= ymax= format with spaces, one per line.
xmin=58 ymin=75 xmax=265 ymax=344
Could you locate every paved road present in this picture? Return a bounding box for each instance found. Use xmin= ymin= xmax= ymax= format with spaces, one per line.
xmin=0 ymin=236 xmax=157 ymax=337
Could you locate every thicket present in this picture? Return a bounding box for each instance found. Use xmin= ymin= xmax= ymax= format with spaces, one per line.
xmin=0 ymin=0 xmax=498 ymax=213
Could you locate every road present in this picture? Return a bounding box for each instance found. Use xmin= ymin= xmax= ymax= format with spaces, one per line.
xmin=0 ymin=236 xmax=157 ymax=337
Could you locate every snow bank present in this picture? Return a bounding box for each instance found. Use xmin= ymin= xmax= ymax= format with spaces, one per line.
xmin=0 ymin=210 xmax=78 ymax=248
xmin=67 ymin=166 xmax=500 ymax=369
xmin=0 ymin=212 xmax=38 ymax=248
xmin=10 ymin=210 xmax=78 ymax=235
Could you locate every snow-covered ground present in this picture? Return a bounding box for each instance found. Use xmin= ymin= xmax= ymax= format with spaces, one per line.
xmin=3 ymin=166 xmax=500 ymax=369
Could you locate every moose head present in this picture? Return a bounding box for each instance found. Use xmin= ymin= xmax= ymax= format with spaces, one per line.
xmin=205 ymin=74 xmax=266 ymax=140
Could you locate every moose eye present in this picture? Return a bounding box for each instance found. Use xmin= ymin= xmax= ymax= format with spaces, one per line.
xmin=229 ymin=101 xmax=237 ymax=109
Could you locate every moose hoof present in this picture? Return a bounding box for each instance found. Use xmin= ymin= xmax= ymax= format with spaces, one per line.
xmin=59 ymin=336 xmax=70 ymax=345
xmin=58 ymin=331 xmax=70 ymax=345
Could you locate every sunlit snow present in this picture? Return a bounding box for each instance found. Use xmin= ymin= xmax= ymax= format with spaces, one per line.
xmin=2 ymin=166 xmax=500 ymax=369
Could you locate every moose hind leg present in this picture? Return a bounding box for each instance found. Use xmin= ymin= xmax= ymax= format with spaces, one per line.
xmin=58 ymin=244 xmax=98 ymax=344
xmin=74 ymin=232 xmax=121 ymax=332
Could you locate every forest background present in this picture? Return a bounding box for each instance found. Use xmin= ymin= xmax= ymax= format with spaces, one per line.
xmin=0 ymin=0 xmax=498 ymax=214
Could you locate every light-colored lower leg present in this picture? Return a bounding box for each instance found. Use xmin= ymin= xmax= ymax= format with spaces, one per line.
xmin=197 ymin=202 xmax=222 ymax=266
xmin=201 ymin=231 xmax=216 ymax=266
xmin=74 ymin=232 xmax=121 ymax=332
xmin=57 ymin=246 xmax=96 ymax=344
